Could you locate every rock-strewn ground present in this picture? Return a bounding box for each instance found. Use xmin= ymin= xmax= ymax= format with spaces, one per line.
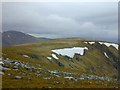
xmin=1 ymin=57 xmax=118 ymax=88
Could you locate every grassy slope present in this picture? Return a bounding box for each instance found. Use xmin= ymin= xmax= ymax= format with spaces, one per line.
xmin=2 ymin=38 xmax=119 ymax=88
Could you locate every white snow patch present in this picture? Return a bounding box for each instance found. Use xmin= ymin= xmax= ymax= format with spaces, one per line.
xmin=47 ymin=57 xmax=52 ymax=60
xmin=99 ymin=42 xmax=119 ymax=50
xmin=99 ymin=42 xmax=103 ymax=44
xmin=52 ymin=47 xmax=88 ymax=58
xmin=88 ymin=42 xmax=95 ymax=44
xmin=104 ymin=52 xmax=109 ymax=58
xmin=23 ymin=55 xmax=29 ymax=58
xmin=84 ymin=42 xmax=95 ymax=44
xmin=52 ymin=54 xmax=59 ymax=59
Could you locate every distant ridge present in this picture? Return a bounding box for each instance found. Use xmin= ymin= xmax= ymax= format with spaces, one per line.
xmin=38 ymin=37 xmax=52 ymax=40
xmin=2 ymin=31 xmax=39 ymax=46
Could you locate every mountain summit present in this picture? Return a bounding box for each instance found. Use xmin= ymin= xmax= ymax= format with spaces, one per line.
xmin=2 ymin=31 xmax=38 ymax=46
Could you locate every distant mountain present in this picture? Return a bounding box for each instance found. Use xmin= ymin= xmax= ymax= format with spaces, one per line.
xmin=2 ymin=31 xmax=39 ymax=46
xmin=38 ymin=37 xmax=52 ymax=40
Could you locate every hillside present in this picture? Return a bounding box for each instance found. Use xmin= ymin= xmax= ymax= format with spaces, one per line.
xmin=1 ymin=38 xmax=119 ymax=88
xmin=2 ymin=31 xmax=39 ymax=46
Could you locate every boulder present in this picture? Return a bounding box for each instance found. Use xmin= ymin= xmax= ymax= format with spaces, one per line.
xmin=15 ymin=76 xmax=22 ymax=79
xmin=44 ymin=77 xmax=51 ymax=80
xmin=0 ymin=72 xmax=4 ymax=75
xmin=2 ymin=66 xmax=11 ymax=71
xmin=13 ymin=66 xmax=18 ymax=69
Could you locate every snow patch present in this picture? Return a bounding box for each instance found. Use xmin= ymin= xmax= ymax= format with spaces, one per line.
xmin=47 ymin=57 xmax=52 ymax=60
xmin=99 ymin=42 xmax=118 ymax=50
xmin=88 ymin=42 xmax=95 ymax=44
xmin=52 ymin=47 xmax=88 ymax=58
xmin=104 ymin=52 xmax=109 ymax=58
xmin=84 ymin=42 xmax=95 ymax=44
xmin=52 ymin=54 xmax=59 ymax=59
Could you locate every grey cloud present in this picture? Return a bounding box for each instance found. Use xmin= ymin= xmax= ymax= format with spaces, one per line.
xmin=2 ymin=2 xmax=118 ymax=42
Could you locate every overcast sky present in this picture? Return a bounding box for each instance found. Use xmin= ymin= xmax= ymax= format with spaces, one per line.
xmin=2 ymin=2 xmax=118 ymax=42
